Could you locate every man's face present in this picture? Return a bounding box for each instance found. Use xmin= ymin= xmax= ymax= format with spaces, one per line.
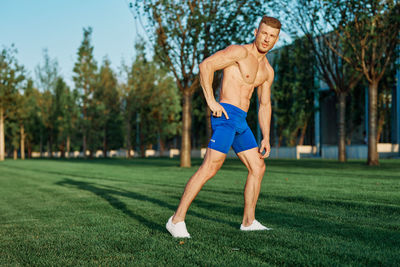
xmin=254 ymin=23 xmax=280 ymax=53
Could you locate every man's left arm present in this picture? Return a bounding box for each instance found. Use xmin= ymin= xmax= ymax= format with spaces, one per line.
xmin=257 ymin=69 xmax=273 ymax=159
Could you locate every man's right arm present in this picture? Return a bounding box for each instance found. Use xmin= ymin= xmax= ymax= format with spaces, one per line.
xmin=199 ymin=45 xmax=247 ymax=118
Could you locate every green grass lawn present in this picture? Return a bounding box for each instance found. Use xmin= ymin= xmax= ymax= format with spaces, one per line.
xmin=0 ymin=158 xmax=399 ymax=266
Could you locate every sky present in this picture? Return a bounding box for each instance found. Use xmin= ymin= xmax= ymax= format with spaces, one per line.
xmin=1 ymin=0 xmax=140 ymax=87
xmin=1 ymin=1 xmax=289 ymax=88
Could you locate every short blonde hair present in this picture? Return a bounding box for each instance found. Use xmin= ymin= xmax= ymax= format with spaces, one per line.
xmin=260 ymin=16 xmax=281 ymax=30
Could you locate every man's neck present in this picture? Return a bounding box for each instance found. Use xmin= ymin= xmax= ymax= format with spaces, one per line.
xmin=250 ymin=43 xmax=268 ymax=61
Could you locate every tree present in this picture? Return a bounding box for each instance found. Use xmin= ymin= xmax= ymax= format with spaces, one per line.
xmin=73 ymin=27 xmax=98 ymax=157
xmin=131 ymin=0 xmax=267 ymax=167
xmin=35 ymin=49 xmax=60 ymax=157
xmin=63 ymin=84 xmax=79 ymax=157
xmin=323 ymin=0 xmax=400 ymax=165
xmin=279 ymin=0 xmax=363 ymax=161
xmin=123 ymin=41 xmax=181 ymax=157
xmin=272 ymin=38 xmax=316 ymax=146
xmin=13 ymin=81 xmax=32 ymax=159
xmin=23 ymin=79 xmax=43 ymax=158
xmin=51 ymin=77 xmax=74 ymax=157
xmin=95 ymin=58 xmax=123 ymax=157
xmin=0 ymin=45 xmax=24 ymax=161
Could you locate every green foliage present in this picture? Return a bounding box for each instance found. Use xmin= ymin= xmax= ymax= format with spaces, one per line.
xmin=0 ymin=45 xmax=25 ymax=116
xmin=23 ymin=80 xmax=45 ymax=152
xmin=0 ymin=45 xmax=25 ymax=157
xmin=73 ymin=27 xmax=99 ymax=154
xmin=123 ymin=41 xmax=181 ymax=153
xmin=35 ymin=49 xmax=66 ymax=155
xmin=325 ymin=0 xmax=400 ymax=81
xmin=272 ymin=38 xmax=316 ymax=146
xmin=52 ymin=77 xmax=76 ymax=152
xmin=95 ymin=58 xmax=124 ymax=150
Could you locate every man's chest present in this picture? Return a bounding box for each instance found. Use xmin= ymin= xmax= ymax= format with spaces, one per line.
xmin=236 ymin=56 xmax=269 ymax=86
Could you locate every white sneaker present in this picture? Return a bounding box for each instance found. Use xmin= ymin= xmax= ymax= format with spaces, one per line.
xmin=240 ymin=220 xmax=272 ymax=231
xmin=166 ymin=216 xmax=191 ymax=238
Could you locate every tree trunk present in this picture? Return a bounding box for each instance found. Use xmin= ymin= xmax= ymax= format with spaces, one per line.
xmin=140 ymin=121 xmax=145 ymax=158
xmin=338 ymin=92 xmax=347 ymax=162
xmin=0 ymin=107 xmax=4 ymax=161
xmin=126 ymin=118 xmax=132 ymax=158
xmin=66 ymin=135 xmax=70 ymax=158
xmin=49 ymin=134 xmax=53 ymax=158
xmin=13 ymin=149 xmax=17 ymax=160
xmin=103 ymin=127 xmax=107 ymax=158
xmin=47 ymin=140 xmax=51 ymax=158
xmin=289 ymin=127 xmax=300 ymax=147
xmin=83 ymin=88 xmax=88 ymax=158
xmin=180 ymin=91 xmax=192 ymax=167
xmin=376 ymin=111 xmax=385 ymax=143
xmin=367 ymin=81 xmax=379 ymax=165
xmin=83 ymin=134 xmax=87 ymax=158
xmin=160 ymin=137 xmax=165 ymax=156
xmin=298 ymin=121 xmax=308 ymax=146
xmin=60 ymin=140 xmax=65 ymax=158
xmin=40 ymin=130 xmax=43 ymax=157
xmin=376 ymin=90 xmax=388 ymax=143
xmin=20 ymin=124 xmax=25 ymax=160
xmin=27 ymin=140 xmax=32 ymax=158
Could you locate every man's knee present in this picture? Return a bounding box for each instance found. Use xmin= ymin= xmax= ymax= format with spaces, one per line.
xmin=201 ymin=157 xmax=224 ymax=178
xmin=249 ymin=160 xmax=265 ymax=177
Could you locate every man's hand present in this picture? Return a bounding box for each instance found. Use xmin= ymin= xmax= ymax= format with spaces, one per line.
xmin=209 ymin=101 xmax=229 ymax=119
xmin=259 ymin=139 xmax=271 ymax=159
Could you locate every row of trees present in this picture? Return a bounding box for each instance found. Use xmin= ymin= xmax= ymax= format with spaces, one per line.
xmin=0 ymin=29 xmax=181 ymax=161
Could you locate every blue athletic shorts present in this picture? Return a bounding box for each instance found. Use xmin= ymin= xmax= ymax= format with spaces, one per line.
xmin=208 ymin=103 xmax=258 ymax=154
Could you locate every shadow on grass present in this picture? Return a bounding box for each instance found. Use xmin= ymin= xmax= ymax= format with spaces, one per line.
xmin=187 ymin=195 xmax=400 ymax=249
xmin=56 ymin=178 xmax=167 ymax=233
xmin=191 ymin=186 xmax=400 ymax=218
xmin=55 ymin=178 xmax=238 ymax=233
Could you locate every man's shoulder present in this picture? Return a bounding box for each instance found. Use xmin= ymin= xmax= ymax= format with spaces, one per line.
xmin=223 ymin=44 xmax=248 ymax=59
xmin=263 ymin=57 xmax=274 ymax=74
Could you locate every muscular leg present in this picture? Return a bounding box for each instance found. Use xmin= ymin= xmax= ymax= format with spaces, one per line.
xmin=172 ymin=148 xmax=226 ymax=224
xmin=236 ymin=147 xmax=266 ymax=226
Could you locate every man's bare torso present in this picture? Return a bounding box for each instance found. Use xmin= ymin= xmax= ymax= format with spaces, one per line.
xmin=219 ymin=44 xmax=272 ymax=112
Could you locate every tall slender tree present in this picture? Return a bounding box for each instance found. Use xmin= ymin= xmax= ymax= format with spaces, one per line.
xmin=64 ymin=85 xmax=79 ymax=157
xmin=123 ymin=41 xmax=181 ymax=157
xmin=35 ymin=49 xmax=60 ymax=157
xmin=14 ymin=82 xmax=32 ymax=159
xmin=0 ymin=45 xmax=25 ymax=161
xmin=23 ymin=79 xmax=42 ymax=158
xmin=96 ymin=57 xmax=122 ymax=157
xmin=73 ymin=27 xmax=98 ymax=157
xmin=272 ymin=38 xmax=316 ymax=146
xmin=51 ymin=77 xmax=72 ymax=157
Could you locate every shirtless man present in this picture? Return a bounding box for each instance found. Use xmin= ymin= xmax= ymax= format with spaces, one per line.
xmin=166 ymin=16 xmax=281 ymax=238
